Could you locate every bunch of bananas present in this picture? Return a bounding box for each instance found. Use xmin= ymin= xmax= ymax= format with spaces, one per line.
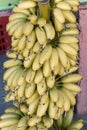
xmin=0 ymin=0 xmax=84 ymax=130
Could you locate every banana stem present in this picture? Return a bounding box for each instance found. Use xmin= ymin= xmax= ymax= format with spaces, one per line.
xmin=38 ymin=0 xmax=51 ymax=21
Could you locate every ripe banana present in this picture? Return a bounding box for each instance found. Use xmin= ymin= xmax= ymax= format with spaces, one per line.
xmin=18 ymin=70 xmax=27 ymax=85
xmin=28 ymin=115 xmax=41 ymax=126
xmin=60 ymin=28 xmax=79 ymax=36
xmin=32 ymin=41 xmax=40 ymax=54
xmin=18 ymin=35 xmax=26 ymax=52
xmin=9 ymin=13 xmax=27 ymax=21
xmin=50 ymin=87 xmax=59 ymax=102
xmin=13 ymin=7 xmax=30 ymax=16
xmin=64 ymin=0 xmax=79 ymax=6
xmin=18 ymin=1 xmax=36 ymax=9
xmin=23 ymin=22 xmax=34 ymax=36
xmin=6 ymin=51 xmax=23 ymax=60
xmin=43 ymin=60 xmax=51 ymax=77
xmin=43 ymin=116 xmax=53 ymax=128
xmin=37 ymin=17 xmax=46 ymax=27
xmin=57 ymin=1 xmax=71 ymax=10
xmin=26 ymin=68 xmax=36 ymax=83
xmin=17 ymin=82 xmax=26 ymax=99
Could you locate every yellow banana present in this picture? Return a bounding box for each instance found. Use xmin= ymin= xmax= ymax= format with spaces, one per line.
xmin=9 ymin=13 xmax=27 ymax=21
xmin=6 ymin=51 xmax=23 ymax=60
xmin=1 ymin=123 xmax=18 ymax=130
xmin=54 ymin=0 xmax=62 ymax=3
xmin=48 ymin=100 xmax=58 ymax=119
xmin=26 ymin=68 xmax=36 ymax=83
xmin=35 ymin=27 xmax=47 ymax=45
xmin=0 ymin=118 xmax=19 ymax=128
xmin=37 ymin=122 xmax=46 ymax=129
xmin=3 ymin=59 xmax=22 ymax=68
xmin=37 ymin=79 xmax=47 ymax=95
xmin=39 ymin=44 xmax=52 ymax=65
xmin=46 ymin=74 xmax=55 ymax=88
xmin=13 ymin=7 xmax=30 ymax=16
xmin=58 ymin=63 xmax=65 ymax=76
xmin=43 ymin=60 xmax=51 ymax=77
xmin=61 ymin=73 xmax=82 ymax=83
xmin=24 ymin=52 xmax=36 ymax=68
xmin=28 ymin=115 xmax=41 ymax=127
xmin=23 ymin=22 xmax=34 ymax=36
xmin=25 ymin=83 xmax=36 ymax=98
xmin=56 ymin=90 xmax=64 ymax=108
xmin=56 ymin=115 xmax=63 ymax=128
xmin=64 ymin=0 xmax=79 ymax=6
xmin=59 ymin=36 xmax=78 ymax=44
xmin=32 ymin=41 xmax=40 ymax=54
xmin=20 ymin=104 xmax=28 ymax=114
xmin=28 ymin=98 xmax=39 ymax=115
xmin=54 ymin=108 xmax=64 ymax=120
xmin=64 ymin=23 xmax=77 ymax=29
xmin=40 ymin=92 xmax=49 ymax=105
xmin=50 ymin=88 xmax=59 ymax=102
xmin=18 ymin=70 xmax=27 ymax=85
xmin=57 ymin=1 xmax=71 ymax=10
xmin=37 ymin=98 xmax=49 ymax=117
xmin=34 ymin=69 xmax=43 ymax=84
xmin=43 ymin=116 xmax=53 ymax=128
xmin=26 ymin=30 xmax=36 ymax=49
xmin=59 ymin=43 xmax=77 ymax=56
xmin=50 ymin=48 xmax=59 ymax=71
xmin=72 ymin=6 xmax=78 ymax=12
xmin=26 ymin=90 xmax=39 ymax=104
xmin=0 ymin=113 xmax=20 ymax=120
xmin=32 ymin=53 xmax=41 ymax=71
xmin=18 ymin=1 xmax=36 ymax=9
xmin=60 ymin=28 xmax=79 ymax=36
xmin=18 ymin=35 xmax=26 ymax=52
xmin=5 ymin=92 xmax=15 ymax=102
xmin=23 ymin=48 xmax=30 ymax=58
xmin=62 ymin=11 xmax=76 ymax=23
xmin=37 ymin=17 xmax=46 ymax=27
xmin=44 ymin=22 xmax=55 ymax=40
xmin=17 ymin=82 xmax=26 ymax=99
xmin=62 ymin=109 xmax=74 ymax=128
xmin=29 ymin=126 xmax=37 ymax=130
xmin=11 ymin=37 xmax=20 ymax=48
xmin=53 ymin=8 xmax=65 ymax=23
xmin=28 ymin=14 xmax=37 ymax=25
xmin=69 ymin=42 xmax=79 ymax=51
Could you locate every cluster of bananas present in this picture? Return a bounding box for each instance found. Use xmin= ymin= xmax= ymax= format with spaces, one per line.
xmin=0 ymin=0 xmax=84 ymax=130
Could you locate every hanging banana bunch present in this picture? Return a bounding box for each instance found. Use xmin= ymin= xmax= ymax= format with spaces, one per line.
xmin=0 ymin=0 xmax=84 ymax=130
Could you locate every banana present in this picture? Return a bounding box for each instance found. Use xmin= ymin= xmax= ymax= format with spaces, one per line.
xmin=18 ymin=1 xmax=36 ymax=9
xmin=5 ymin=107 xmax=23 ymax=116
xmin=43 ymin=60 xmax=51 ymax=77
xmin=29 ymin=126 xmax=37 ymax=130
xmin=28 ymin=15 xmax=37 ymax=25
xmin=67 ymin=120 xmax=83 ymax=130
xmin=56 ymin=115 xmax=63 ymax=128
xmin=57 ymin=1 xmax=71 ymax=10
xmin=64 ymin=0 xmax=79 ymax=6
xmin=23 ymin=22 xmax=34 ymax=36
xmin=59 ymin=43 xmax=77 ymax=56
xmin=62 ymin=109 xmax=74 ymax=128
xmin=57 ymin=47 xmax=69 ymax=69
xmin=59 ymin=36 xmax=78 ymax=44
xmin=11 ymin=37 xmax=20 ymax=48
xmin=50 ymin=88 xmax=59 ymax=102
xmin=53 ymin=16 xmax=63 ymax=32
xmin=17 ymin=82 xmax=26 ymax=99
xmin=3 ymin=59 xmax=22 ymax=68
xmin=6 ymin=18 xmax=25 ymax=31
xmin=62 ymin=11 xmax=76 ymax=23
xmin=16 ymin=116 xmax=28 ymax=130
xmin=54 ymin=108 xmax=64 ymax=120
xmin=6 ymin=51 xmax=23 ymax=60
xmin=35 ymin=27 xmax=47 ymax=45
xmin=18 ymin=69 xmax=27 ymax=85
xmin=25 ymin=83 xmax=36 ymax=98
xmin=44 ymin=22 xmax=55 ymax=40
xmin=26 ymin=30 xmax=36 ymax=49
xmin=58 ymin=63 xmax=65 ymax=76
xmin=3 ymin=66 xmax=20 ymax=81
xmin=64 ymin=23 xmax=77 ymax=29
xmin=56 ymin=90 xmax=64 ymax=108
xmin=37 ymin=122 xmax=46 ymax=129
xmin=69 ymin=42 xmax=79 ymax=51
xmin=60 ymin=28 xmax=79 ymax=36
xmin=43 ymin=116 xmax=53 ymax=128
xmin=46 ymin=74 xmax=55 ymax=88
xmin=48 ymin=100 xmax=58 ymax=119
xmin=50 ymin=48 xmax=59 ymax=71
xmin=28 ymin=97 xmax=39 ymax=115
xmin=40 ymin=92 xmax=49 ymax=104
xmin=0 ymin=118 xmax=19 ymax=128
xmin=39 ymin=44 xmax=52 ymax=65
xmin=61 ymin=73 xmax=82 ymax=83
xmin=72 ymin=6 xmax=78 ymax=12
xmin=37 ymin=79 xmax=47 ymax=95
xmin=32 ymin=53 xmax=41 ymax=71
xmin=23 ymin=48 xmax=30 ymax=58
xmin=37 ymin=98 xmax=49 ymax=117
xmin=54 ymin=0 xmax=62 ymax=3
xmin=24 ymin=52 xmax=36 ymax=68
xmin=8 ymin=21 xmax=25 ymax=36
xmin=63 ymin=83 xmax=81 ymax=93
xmin=26 ymin=68 xmax=36 ymax=83
xmin=18 ymin=35 xmax=26 ymax=52
xmin=9 ymin=13 xmax=27 ymax=21
xmin=26 ymin=90 xmax=39 ymax=104
xmin=34 ymin=69 xmax=43 ymax=84
xmin=28 ymin=115 xmax=41 ymax=127
xmin=37 ymin=17 xmax=46 ymax=27
xmin=53 ymin=8 xmax=65 ymax=23
xmin=5 ymin=92 xmax=15 ymax=102
xmin=1 ymin=123 xmax=18 ymax=130
xmin=62 ymin=88 xmax=76 ymax=105
xmin=32 ymin=41 xmax=40 ymax=54
xmin=20 ymin=104 xmax=28 ymax=114
xmin=13 ymin=7 xmax=30 ymax=16
xmin=0 ymin=112 xmax=20 ymax=120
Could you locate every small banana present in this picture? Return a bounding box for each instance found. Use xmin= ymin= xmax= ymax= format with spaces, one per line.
xmin=18 ymin=70 xmax=27 ymax=85
xmin=23 ymin=22 xmax=34 ymax=36
xmin=50 ymin=87 xmax=59 ymax=102
xmin=34 ymin=69 xmax=43 ymax=84
xmin=25 ymin=83 xmax=36 ymax=98
xmin=37 ymin=17 xmax=46 ymax=27
xmin=53 ymin=8 xmax=65 ymax=23
xmin=44 ymin=22 xmax=55 ymax=40
xmin=64 ymin=23 xmax=77 ymax=29
xmin=13 ymin=7 xmax=30 ymax=15
xmin=57 ymin=1 xmax=71 ymax=10
xmin=0 ymin=113 xmax=20 ymax=120
xmin=6 ymin=51 xmax=23 ymax=60
xmin=9 ymin=13 xmax=27 ymax=21
xmin=18 ymin=1 xmax=36 ymax=9
xmin=43 ymin=60 xmax=51 ymax=77
xmin=40 ymin=92 xmax=49 ymax=105
xmin=54 ymin=0 xmax=62 ymax=3
xmin=11 ymin=37 xmax=20 ymax=48
xmin=46 ymin=73 xmax=55 ymax=88
xmin=23 ymin=48 xmax=30 ymax=58
xmin=26 ymin=68 xmax=36 ymax=83
xmin=64 ymin=0 xmax=79 ymax=6
xmin=32 ymin=41 xmax=40 ymax=54
xmin=56 ymin=90 xmax=64 ymax=108
xmin=35 ymin=27 xmax=47 ymax=45
xmin=17 ymin=82 xmax=26 ymax=99
xmin=18 ymin=35 xmax=26 ymax=52
xmin=60 ymin=28 xmax=79 ymax=36
xmin=43 ymin=116 xmax=53 ymax=128
xmin=20 ymin=104 xmax=28 ymax=114
xmin=29 ymin=126 xmax=37 ymax=130
xmin=59 ymin=36 xmax=78 ymax=44
xmin=28 ymin=14 xmax=37 ymax=25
